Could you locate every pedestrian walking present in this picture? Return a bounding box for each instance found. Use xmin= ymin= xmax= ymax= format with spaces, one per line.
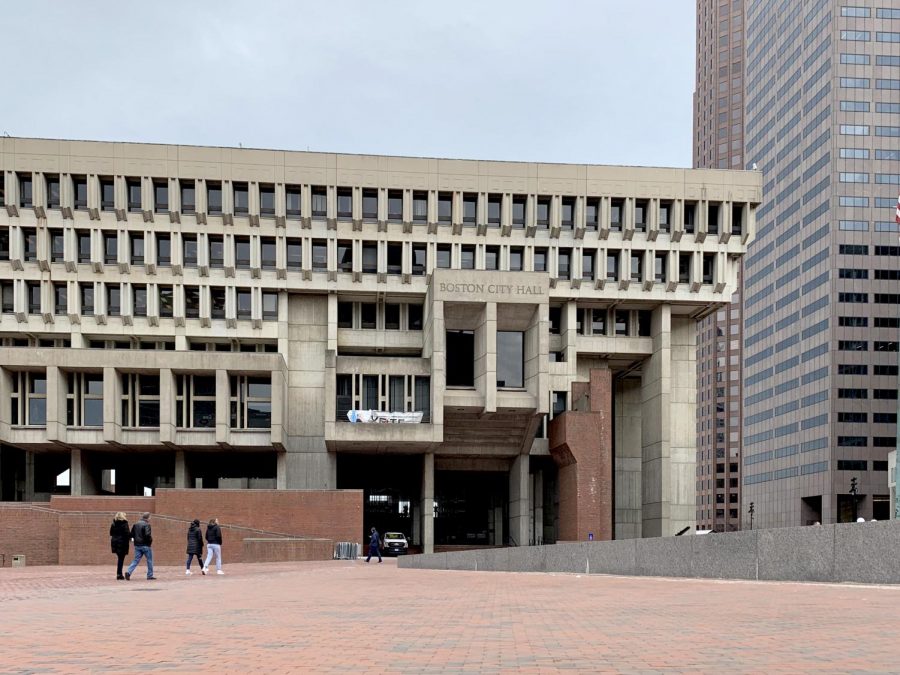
xmin=125 ymin=512 xmax=156 ymax=580
xmin=366 ymin=526 xmax=382 ymax=563
xmin=202 ymin=517 xmax=224 ymax=575
xmin=185 ymin=519 xmax=204 ymax=575
xmin=109 ymin=512 xmax=130 ymax=580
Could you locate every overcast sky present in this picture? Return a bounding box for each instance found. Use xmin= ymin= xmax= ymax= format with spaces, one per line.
xmin=3 ymin=1 xmax=696 ymax=167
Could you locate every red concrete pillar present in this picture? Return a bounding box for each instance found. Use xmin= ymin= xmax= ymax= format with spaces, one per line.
xmin=548 ymin=368 xmax=613 ymax=541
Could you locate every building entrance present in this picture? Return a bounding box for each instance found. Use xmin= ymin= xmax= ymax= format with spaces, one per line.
xmin=337 ymin=454 xmax=421 ymax=546
xmin=434 ymin=470 xmax=508 ymax=547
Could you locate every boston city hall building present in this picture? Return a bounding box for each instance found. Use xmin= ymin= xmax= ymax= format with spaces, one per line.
xmin=0 ymin=138 xmax=760 ymax=551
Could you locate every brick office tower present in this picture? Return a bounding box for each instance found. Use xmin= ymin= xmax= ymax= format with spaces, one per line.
xmin=742 ymin=0 xmax=900 ymax=527
xmin=693 ymin=0 xmax=748 ymax=533
xmin=0 ymin=138 xmax=760 ymax=550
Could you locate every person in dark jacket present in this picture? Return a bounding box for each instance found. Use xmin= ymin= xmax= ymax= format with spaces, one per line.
xmin=125 ymin=512 xmax=155 ymax=580
xmin=109 ymin=512 xmax=130 ymax=580
xmin=366 ymin=526 xmax=382 ymax=563
xmin=185 ymin=519 xmax=204 ymax=576
xmin=202 ymin=517 xmax=224 ymax=575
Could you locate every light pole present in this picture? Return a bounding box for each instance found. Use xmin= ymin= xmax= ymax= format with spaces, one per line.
xmin=850 ymin=477 xmax=859 ymax=522
xmin=748 ymin=502 xmax=755 ymax=531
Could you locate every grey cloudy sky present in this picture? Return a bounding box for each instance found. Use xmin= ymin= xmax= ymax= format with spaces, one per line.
xmin=3 ymin=1 xmax=695 ymax=167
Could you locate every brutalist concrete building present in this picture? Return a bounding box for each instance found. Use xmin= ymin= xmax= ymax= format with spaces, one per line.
xmin=742 ymin=0 xmax=900 ymax=526
xmin=0 ymin=137 xmax=760 ymax=551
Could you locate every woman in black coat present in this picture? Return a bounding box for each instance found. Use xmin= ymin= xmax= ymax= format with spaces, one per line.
xmin=109 ymin=512 xmax=130 ymax=580
xmin=185 ymin=519 xmax=204 ymax=576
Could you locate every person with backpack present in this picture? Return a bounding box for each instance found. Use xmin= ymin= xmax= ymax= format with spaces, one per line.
xmin=125 ymin=512 xmax=155 ymax=580
xmin=202 ymin=517 xmax=224 ymax=575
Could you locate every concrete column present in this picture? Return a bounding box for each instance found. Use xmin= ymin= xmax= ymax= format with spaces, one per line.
xmin=159 ymin=368 xmax=175 ymax=444
xmin=669 ymin=316 xmax=698 ymax=535
xmin=615 ymin=376 xmax=643 ymax=539
xmin=70 ymin=448 xmax=96 ymax=496
xmin=421 ymin=453 xmax=434 ymax=554
xmin=640 ymin=307 xmax=696 ymax=538
xmin=215 ymin=369 xmax=229 ymax=445
xmin=533 ymin=470 xmax=544 ymax=545
xmin=24 ymin=451 xmax=35 ymax=501
xmin=174 ymin=450 xmax=191 ymax=488
xmin=102 ymin=367 xmax=120 ymax=444
xmin=509 ymin=454 xmax=530 ymax=547
xmin=276 ymin=451 xmax=287 ymax=490
xmin=45 ymin=366 xmax=65 ymax=442
xmin=641 ymin=305 xmax=671 ymax=537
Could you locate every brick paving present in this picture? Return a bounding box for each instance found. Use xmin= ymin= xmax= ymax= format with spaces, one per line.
xmin=1 ymin=560 xmax=899 ymax=673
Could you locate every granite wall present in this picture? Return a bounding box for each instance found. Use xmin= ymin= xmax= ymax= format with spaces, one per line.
xmin=399 ymin=521 xmax=900 ymax=584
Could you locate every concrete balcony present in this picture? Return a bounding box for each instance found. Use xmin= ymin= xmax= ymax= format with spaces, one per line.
xmin=325 ymin=418 xmax=439 ymax=453
xmin=337 ymin=328 xmax=424 ymax=355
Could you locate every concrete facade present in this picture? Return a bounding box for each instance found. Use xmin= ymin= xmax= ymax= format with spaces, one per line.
xmin=0 ymin=137 xmax=760 ymax=550
xmin=742 ymin=0 xmax=900 ymax=528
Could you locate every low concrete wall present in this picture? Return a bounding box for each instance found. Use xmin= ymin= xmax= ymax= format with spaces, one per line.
xmin=399 ymin=521 xmax=900 ymax=584
xmin=242 ymin=537 xmax=334 ymax=563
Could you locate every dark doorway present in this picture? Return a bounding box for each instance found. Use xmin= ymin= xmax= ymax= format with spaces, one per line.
xmin=446 ymin=331 xmax=474 ymax=386
xmin=801 ymin=495 xmax=822 ymax=525
xmin=873 ymin=494 xmax=890 ymax=521
xmin=337 ymin=454 xmax=421 ymax=545
xmin=188 ymin=451 xmax=276 ymax=489
xmin=435 ymin=470 xmax=507 ymax=546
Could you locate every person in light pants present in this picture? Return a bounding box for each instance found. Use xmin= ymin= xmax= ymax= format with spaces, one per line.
xmin=202 ymin=517 xmax=224 ymax=575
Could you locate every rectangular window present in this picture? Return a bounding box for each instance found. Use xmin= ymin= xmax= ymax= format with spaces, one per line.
xmin=496 ymin=331 xmax=524 ymax=388
xmin=592 ymin=308 xmax=606 ymax=335
xmin=106 ymin=284 xmax=120 ymax=316
xmin=388 ymin=190 xmax=403 ymax=221
xmin=182 ymin=235 xmax=197 ymax=267
xmin=412 ymin=192 xmax=427 ymax=223
xmin=286 ymin=185 xmax=301 ymax=219
xmin=97 ymin=178 xmax=113 ymax=211
xmin=512 ymin=196 xmax=526 ymax=228
xmin=286 ymin=239 xmax=301 ymax=270
xmin=631 ymin=253 xmax=643 ymax=282
xmin=127 ymin=179 xmax=141 ymax=212
xmin=840 ymin=54 xmax=870 ymax=65
xmin=840 ymin=30 xmax=870 ymax=41
xmin=509 ymin=246 xmax=523 ymax=272
xmin=361 ymin=189 xmax=378 ymax=220
xmin=362 ymin=243 xmax=377 ymax=274
xmin=840 ymin=77 xmax=870 ymax=89
xmin=460 ymin=245 xmax=475 ymax=270
xmin=840 ymin=125 xmax=869 ymax=135
xmin=175 ymin=374 xmax=216 ymax=429
xmin=412 ymin=244 xmax=426 ymax=276
xmin=337 ymin=302 xmax=353 ymax=328
xmin=45 ymin=175 xmax=60 ymax=209
xmin=582 ymin=251 xmax=595 ymax=280
xmin=436 ymin=244 xmax=451 ymax=269
xmin=236 ymin=290 xmax=252 ymax=320
xmin=558 ymin=249 xmax=571 ymax=280
xmin=841 ymin=6 xmax=870 ymax=17
xmin=586 ymin=198 xmax=600 ymax=230
xmin=387 ymin=243 xmax=402 ymax=274
xmin=67 ymin=372 xmax=104 ymax=427
xmin=259 ymin=184 xmax=275 ymax=217
xmin=158 ymin=286 xmax=174 ymax=318
xmin=360 ymin=303 xmax=376 ymax=329
xmin=408 ymin=304 xmax=423 ymax=331
xmin=260 ymin=237 xmax=276 ymax=270
xmin=206 ymin=182 xmax=223 ymax=215
xmin=336 ymin=240 xmax=352 ymax=273
xmin=208 ymin=236 xmax=224 ymax=268
xmin=180 ymin=180 xmax=196 ymax=214
xmin=132 ymin=286 xmax=147 ymax=317
xmin=54 ymin=283 xmax=67 ymax=315
xmin=336 ymin=188 xmax=352 ymax=220
xmin=262 ymin=292 xmax=278 ymax=321
xmin=104 ymin=232 xmax=117 ymax=265
xmin=485 ymin=245 xmax=499 ymax=271
xmin=384 ymin=303 xmax=400 ymax=330
xmin=840 ymin=100 xmax=869 ymax=111
xmin=27 ymin=281 xmax=41 ymax=314
xmin=560 ymin=197 xmax=575 ymax=229
xmin=877 ymin=32 xmax=900 ymax=42
xmin=80 ymin=283 xmax=94 ymax=316
xmin=230 ymin=375 xmax=272 ymax=429
xmin=840 ymin=148 xmax=869 ymax=159
xmin=312 ymin=240 xmax=328 ymax=271
xmin=77 ymin=230 xmax=91 ymax=264
xmin=463 ymin=193 xmax=477 ymax=225
xmin=154 ymin=180 xmax=168 ymax=213
xmin=487 ymin=194 xmax=501 ymax=226
xmin=840 ymin=172 xmax=869 ymax=182
xmin=534 ymin=248 xmax=547 ymax=272
xmin=22 ymin=228 xmax=37 ymax=262
xmin=184 ymin=286 xmax=200 ymax=319
xmin=536 ymin=197 xmax=551 ymax=228
xmin=210 ymin=288 xmax=225 ymax=319
xmin=311 ymin=187 xmax=327 ymax=218
xmin=121 ymin=373 xmax=160 ymax=428
xmin=16 ymin=174 xmax=33 ymax=209
xmin=233 ymin=182 xmax=249 ymax=215
xmin=73 ymin=177 xmax=88 ymax=210
xmin=437 ymin=192 xmax=452 ymax=224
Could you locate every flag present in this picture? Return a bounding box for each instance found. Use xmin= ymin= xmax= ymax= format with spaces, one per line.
xmin=896 ymin=192 xmax=900 ymax=225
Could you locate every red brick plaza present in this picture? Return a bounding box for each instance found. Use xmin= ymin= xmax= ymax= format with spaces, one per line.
xmin=1 ymin=561 xmax=898 ymax=673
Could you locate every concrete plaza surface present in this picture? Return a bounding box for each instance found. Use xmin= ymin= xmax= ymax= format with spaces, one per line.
xmin=1 ymin=561 xmax=899 ymax=673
